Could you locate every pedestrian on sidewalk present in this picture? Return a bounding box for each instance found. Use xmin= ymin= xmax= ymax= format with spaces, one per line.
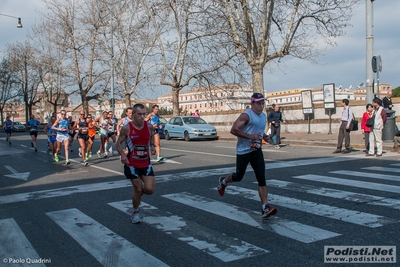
xmin=366 ymin=98 xmax=387 ymax=157
xmin=361 ymin=103 xmax=374 ymax=154
xmin=382 ymin=90 xmax=393 ymax=112
xmin=333 ymin=99 xmax=353 ymax=154
xmin=267 ymin=103 xmax=286 ymax=149
xmin=217 ymin=93 xmax=277 ymax=219
xmin=392 ymin=128 xmax=400 ymax=152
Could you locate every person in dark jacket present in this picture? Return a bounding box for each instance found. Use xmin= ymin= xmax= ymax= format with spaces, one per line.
xmin=267 ymin=104 xmax=286 ymax=148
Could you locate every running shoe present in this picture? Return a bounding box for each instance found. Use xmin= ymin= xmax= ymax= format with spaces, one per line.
xmin=66 ymin=160 xmax=71 ymax=165
xmin=275 ymin=145 xmax=280 ymax=149
xmin=131 ymin=211 xmax=141 ymax=224
xmin=78 ymin=148 xmax=82 ymax=157
xmin=88 ymin=152 xmax=92 ymax=158
xmin=9 ymin=141 xmax=11 ymax=145
xmin=217 ymin=176 xmax=227 ymax=196
xmin=156 ymin=156 xmax=164 ymax=162
xmin=262 ymin=204 xmax=277 ymax=218
xmin=34 ymin=148 xmax=38 ymax=152
xmin=85 ymin=153 xmax=89 ymax=160
xmin=96 ymin=151 xmax=102 ymax=158
xmin=54 ymin=154 xmax=59 ymax=162
xmin=70 ymin=148 xmax=73 ymax=152
xmin=104 ymin=152 xmax=108 ymax=158
xmin=83 ymin=160 xmax=88 ymax=166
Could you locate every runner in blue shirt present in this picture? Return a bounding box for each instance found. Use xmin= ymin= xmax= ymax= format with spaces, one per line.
xmin=43 ymin=116 xmax=57 ymax=160
xmin=145 ymin=105 xmax=163 ymax=162
xmin=52 ymin=110 xmax=71 ymax=165
xmin=4 ymin=115 xmax=13 ymax=145
xmin=27 ymin=114 xmax=41 ymax=152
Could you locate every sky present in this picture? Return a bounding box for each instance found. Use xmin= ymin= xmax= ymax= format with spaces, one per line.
xmin=1 ymin=0 xmax=399 ymax=98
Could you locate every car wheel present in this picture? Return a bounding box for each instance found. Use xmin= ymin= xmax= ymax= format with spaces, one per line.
xmin=165 ymin=131 xmax=171 ymax=140
xmin=184 ymin=131 xmax=190 ymax=142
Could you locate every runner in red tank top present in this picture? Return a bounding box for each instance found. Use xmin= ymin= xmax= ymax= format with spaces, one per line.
xmin=116 ymin=103 xmax=156 ymax=224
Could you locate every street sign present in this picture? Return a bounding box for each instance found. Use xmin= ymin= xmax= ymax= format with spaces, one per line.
xmin=372 ymin=55 xmax=382 ymax=73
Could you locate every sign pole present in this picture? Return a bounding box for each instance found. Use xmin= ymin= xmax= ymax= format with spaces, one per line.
xmin=328 ymin=109 xmax=332 ymax=134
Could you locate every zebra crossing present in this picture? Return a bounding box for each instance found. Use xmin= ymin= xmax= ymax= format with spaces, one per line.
xmin=1 ymin=159 xmax=400 ymax=266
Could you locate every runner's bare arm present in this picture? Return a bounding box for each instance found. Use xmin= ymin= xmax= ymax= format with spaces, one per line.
xmin=116 ymin=125 xmax=129 ymax=164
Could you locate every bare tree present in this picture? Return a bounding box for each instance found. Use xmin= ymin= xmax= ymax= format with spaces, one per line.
xmin=30 ymin=19 xmax=68 ymax=118
xmin=0 ymin=58 xmax=21 ymax=126
xmin=214 ymin=0 xmax=359 ymax=93
xmin=43 ymin=0 xmax=111 ymax=113
xmin=8 ymin=42 xmax=42 ymax=123
xmin=143 ymin=0 xmax=237 ymax=115
xmin=99 ymin=0 xmax=158 ymax=108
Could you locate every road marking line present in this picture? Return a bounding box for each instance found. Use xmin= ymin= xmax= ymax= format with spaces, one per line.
xmin=267 ymin=179 xmax=400 ymax=210
xmin=47 ymin=208 xmax=169 ymax=267
xmin=0 ymin=218 xmax=46 ymax=266
xmin=332 ymin=170 xmax=400 ymax=182
xmin=293 ymin=174 xmax=400 ymax=194
xmin=224 ymin=186 xmax=396 ymax=228
xmin=109 ymin=200 xmax=268 ymax=262
xmin=163 ymin=192 xmax=340 ymax=243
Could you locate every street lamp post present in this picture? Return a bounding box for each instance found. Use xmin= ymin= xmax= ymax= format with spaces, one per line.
xmin=0 ymin=13 xmax=23 ymax=28
xmin=365 ymin=0 xmax=374 ymax=104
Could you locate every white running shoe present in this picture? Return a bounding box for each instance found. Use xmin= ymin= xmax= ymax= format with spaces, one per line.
xmin=131 ymin=211 xmax=141 ymax=224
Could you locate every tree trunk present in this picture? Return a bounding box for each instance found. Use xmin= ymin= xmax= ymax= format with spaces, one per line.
xmin=251 ymin=66 xmax=264 ymax=93
xmin=124 ymin=94 xmax=131 ymax=108
xmin=172 ymin=87 xmax=180 ymax=116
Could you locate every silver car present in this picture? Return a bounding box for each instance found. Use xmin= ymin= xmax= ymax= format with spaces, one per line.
xmin=164 ymin=116 xmax=218 ymax=141
xmin=12 ymin=121 xmax=26 ymax=132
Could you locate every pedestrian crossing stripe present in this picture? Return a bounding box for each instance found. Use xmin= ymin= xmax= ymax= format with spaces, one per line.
xmin=221 ymin=186 xmax=396 ymax=228
xmin=293 ymin=174 xmax=400 ymax=194
xmin=108 ymin=200 xmax=269 ymax=262
xmin=162 ymin=192 xmax=340 ymax=243
xmin=266 ymin=179 xmax=400 ymax=210
xmin=0 ymin=218 xmax=46 ymax=267
xmin=332 ymin=170 xmax=400 ymax=183
xmin=362 ymin=166 xmax=400 ymax=174
xmin=46 ymin=208 xmax=169 ymax=267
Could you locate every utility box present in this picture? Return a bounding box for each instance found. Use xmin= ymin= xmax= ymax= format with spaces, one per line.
xmin=383 ymin=110 xmax=396 ymax=142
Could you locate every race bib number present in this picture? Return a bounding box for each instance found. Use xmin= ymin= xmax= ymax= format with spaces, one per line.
xmin=132 ymin=146 xmax=149 ymax=159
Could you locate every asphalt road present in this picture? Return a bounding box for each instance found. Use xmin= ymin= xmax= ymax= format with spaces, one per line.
xmin=0 ymin=132 xmax=399 ymax=267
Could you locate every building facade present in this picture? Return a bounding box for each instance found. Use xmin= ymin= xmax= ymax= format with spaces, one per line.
xmin=157 ymin=84 xmax=255 ymax=115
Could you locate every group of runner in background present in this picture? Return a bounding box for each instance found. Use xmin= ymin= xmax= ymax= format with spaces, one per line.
xmin=39 ymin=105 xmax=163 ymax=166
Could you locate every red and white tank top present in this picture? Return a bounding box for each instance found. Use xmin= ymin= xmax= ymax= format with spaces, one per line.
xmin=126 ymin=121 xmax=151 ymax=168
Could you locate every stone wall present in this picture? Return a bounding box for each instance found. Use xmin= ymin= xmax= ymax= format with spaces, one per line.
xmin=201 ymin=98 xmax=400 ymax=134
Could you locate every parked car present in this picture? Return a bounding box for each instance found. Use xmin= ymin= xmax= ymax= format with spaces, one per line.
xmin=158 ymin=117 xmax=168 ymax=139
xmin=164 ymin=116 xmax=218 ymax=141
xmin=12 ymin=121 xmax=26 ymax=132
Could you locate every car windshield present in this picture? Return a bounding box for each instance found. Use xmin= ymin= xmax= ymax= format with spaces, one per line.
xmin=14 ymin=122 xmax=21 ymax=125
xmin=159 ymin=117 xmax=168 ymax=124
xmin=183 ymin=117 xmax=207 ymax=124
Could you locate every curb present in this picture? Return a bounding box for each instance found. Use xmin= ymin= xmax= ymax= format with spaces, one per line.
xmin=218 ymin=135 xmax=394 ymax=150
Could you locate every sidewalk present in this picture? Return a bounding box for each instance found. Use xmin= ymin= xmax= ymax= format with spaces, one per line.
xmin=217 ymin=130 xmax=395 ymax=151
